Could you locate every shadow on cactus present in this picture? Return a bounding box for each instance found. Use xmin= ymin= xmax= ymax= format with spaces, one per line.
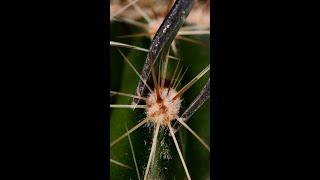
xmin=110 ymin=0 xmax=211 ymax=179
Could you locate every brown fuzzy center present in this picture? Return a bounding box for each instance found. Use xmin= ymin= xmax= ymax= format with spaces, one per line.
xmin=146 ymin=88 xmax=181 ymax=125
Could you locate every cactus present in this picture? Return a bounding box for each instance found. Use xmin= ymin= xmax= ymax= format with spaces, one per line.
xmin=110 ymin=0 xmax=210 ymax=179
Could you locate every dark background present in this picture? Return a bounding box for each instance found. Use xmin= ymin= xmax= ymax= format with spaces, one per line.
xmin=2 ymin=0 xmax=318 ymax=179
xmin=212 ymin=1 xmax=318 ymax=179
